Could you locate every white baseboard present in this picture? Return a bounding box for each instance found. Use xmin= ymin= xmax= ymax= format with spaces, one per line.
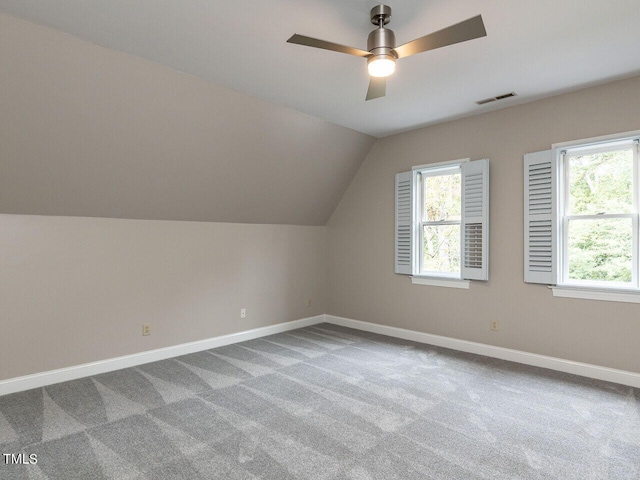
xmin=0 ymin=315 xmax=325 ymax=397
xmin=3 ymin=313 xmax=639 ymax=396
xmin=324 ymin=315 xmax=640 ymax=389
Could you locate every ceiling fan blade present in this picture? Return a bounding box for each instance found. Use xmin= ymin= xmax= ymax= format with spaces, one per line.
xmin=366 ymin=77 xmax=386 ymax=101
xmin=394 ymin=15 xmax=486 ymax=59
xmin=287 ymin=34 xmax=371 ymax=58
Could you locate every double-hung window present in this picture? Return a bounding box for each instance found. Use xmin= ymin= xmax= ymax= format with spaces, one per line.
xmin=524 ymin=131 xmax=640 ymax=299
xmin=395 ymin=159 xmax=489 ymax=285
xmin=418 ymin=165 xmax=462 ymax=277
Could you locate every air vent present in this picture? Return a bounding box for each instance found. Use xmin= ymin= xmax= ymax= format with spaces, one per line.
xmin=476 ymin=92 xmax=517 ymax=105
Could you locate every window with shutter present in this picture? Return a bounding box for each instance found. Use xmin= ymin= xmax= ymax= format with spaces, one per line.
xmin=524 ymin=131 xmax=640 ymax=298
xmin=395 ymin=158 xmax=490 ymax=284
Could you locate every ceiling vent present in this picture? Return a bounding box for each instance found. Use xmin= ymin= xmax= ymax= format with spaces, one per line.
xmin=476 ymin=92 xmax=517 ymax=105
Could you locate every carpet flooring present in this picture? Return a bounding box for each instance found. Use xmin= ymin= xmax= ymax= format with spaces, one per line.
xmin=0 ymin=323 xmax=638 ymax=479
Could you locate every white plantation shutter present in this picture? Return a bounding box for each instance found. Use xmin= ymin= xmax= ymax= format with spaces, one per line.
xmin=524 ymin=150 xmax=557 ymax=284
xmin=461 ymin=159 xmax=489 ymax=280
xmin=395 ymin=171 xmax=413 ymax=274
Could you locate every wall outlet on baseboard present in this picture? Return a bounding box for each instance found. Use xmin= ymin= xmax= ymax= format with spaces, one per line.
xmin=490 ymin=320 xmax=499 ymax=331
xmin=307 ymin=298 xmax=312 ymax=308
xmin=240 ymin=308 xmax=246 ymax=319
xmin=142 ymin=324 xmax=151 ymax=336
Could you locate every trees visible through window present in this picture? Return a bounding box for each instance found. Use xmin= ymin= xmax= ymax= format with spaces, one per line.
xmin=562 ymin=141 xmax=638 ymax=287
xmin=524 ymin=131 xmax=640 ymax=299
xmin=419 ymin=168 xmax=461 ymax=275
xmin=395 ymin=158 xmax=489 ymax=283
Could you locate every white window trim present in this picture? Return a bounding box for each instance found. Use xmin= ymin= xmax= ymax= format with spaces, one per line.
xmin=412 ymin=158 xmax=470 ymax=171
xmin=411 ymin=276 xmax=470 ymax=289
xmin=553 ymin=131 xmax=640 ymax=293
xmin=397 ymin=157 xmax=488 ymax=283
xmin=550 ymin=286 xmax=640 ymax=304
xmin=551 ymin=130 xmax=640 ymax=151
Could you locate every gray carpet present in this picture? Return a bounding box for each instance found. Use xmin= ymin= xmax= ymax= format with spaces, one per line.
xmin=1 ymin=323 xmax=638 ymax=479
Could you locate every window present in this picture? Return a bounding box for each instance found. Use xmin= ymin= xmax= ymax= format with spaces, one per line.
xmin=395 ymin=159 xmax=489 ymax=284
xmin=418 ymin=166 xmax=462 ymax=276
xmin=563 ymin=140 xmax=637 ymax=288
xmin=524 ymin=131 xmax=640 ymax=297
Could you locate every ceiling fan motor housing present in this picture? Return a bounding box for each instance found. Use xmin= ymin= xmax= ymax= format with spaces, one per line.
xmin=368 ymin=5 xmax=397 ymax=64
xmin=367 ymin=26 xmax=396 ymax=52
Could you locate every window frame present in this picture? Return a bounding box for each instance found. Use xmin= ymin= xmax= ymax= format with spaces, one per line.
xmin=555 ymin=135 xmax=640 ymax=290
xmin=397 ymin=157 xmax=488 ymax=285
xmin=413 ymin=159 xmax=469 ymax=280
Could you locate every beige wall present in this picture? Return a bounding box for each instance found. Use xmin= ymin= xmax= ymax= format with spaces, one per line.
xmin=0 ymin=13 xmax=374 ymax=225
xmin=0 ymin=13 xmax=335 ymax=382
xmin=0 ymin=215 xmax=326 ymax=381
xmin=2 ymin=11 xmax=640 ymax=383
xmin=327 ymin=75 xmax=640 ymax=374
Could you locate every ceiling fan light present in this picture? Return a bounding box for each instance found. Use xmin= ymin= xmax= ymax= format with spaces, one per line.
xmin=368 ymin=56 xmax=396 ymax=77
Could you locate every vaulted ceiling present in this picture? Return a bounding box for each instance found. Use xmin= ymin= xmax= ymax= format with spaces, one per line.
xmin=1 ymin=1 xmax=640 ymax=224
xmin=1 ymin=0 xmax=639 ymax=138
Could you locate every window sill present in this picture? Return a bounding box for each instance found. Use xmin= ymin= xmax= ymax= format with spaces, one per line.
xmin=411 ymin=276 xmax=470 ymax=289
xmin=550 ymin=286 xmax=640 ymax=304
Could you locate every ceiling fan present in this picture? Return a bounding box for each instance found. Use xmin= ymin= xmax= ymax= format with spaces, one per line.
xmin=287 ymin=5 xmax=487 ymax=101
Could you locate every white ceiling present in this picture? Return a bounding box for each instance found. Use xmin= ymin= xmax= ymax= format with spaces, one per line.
xmin=1 ymin=0 xmax=639 ymax=138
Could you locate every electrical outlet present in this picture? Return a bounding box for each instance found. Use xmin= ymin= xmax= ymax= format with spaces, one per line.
xmin=307 ymin=298 xmax=312 ymax=308
xmin=240 ymin=308 xmax=246 ymax=319
xmin=142 ymin=323 xmax=151 ymax=336
xmin=490 ymin=320 xmax=499 ymax=331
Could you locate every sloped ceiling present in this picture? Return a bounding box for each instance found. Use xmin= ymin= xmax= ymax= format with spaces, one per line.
xmin=3 ymin=1 xmax=640 ymax=224
xmin=0 ymin=14 xmax=375 ymax=225
xmin=0 ymin=1 xmax=639 ymax=138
